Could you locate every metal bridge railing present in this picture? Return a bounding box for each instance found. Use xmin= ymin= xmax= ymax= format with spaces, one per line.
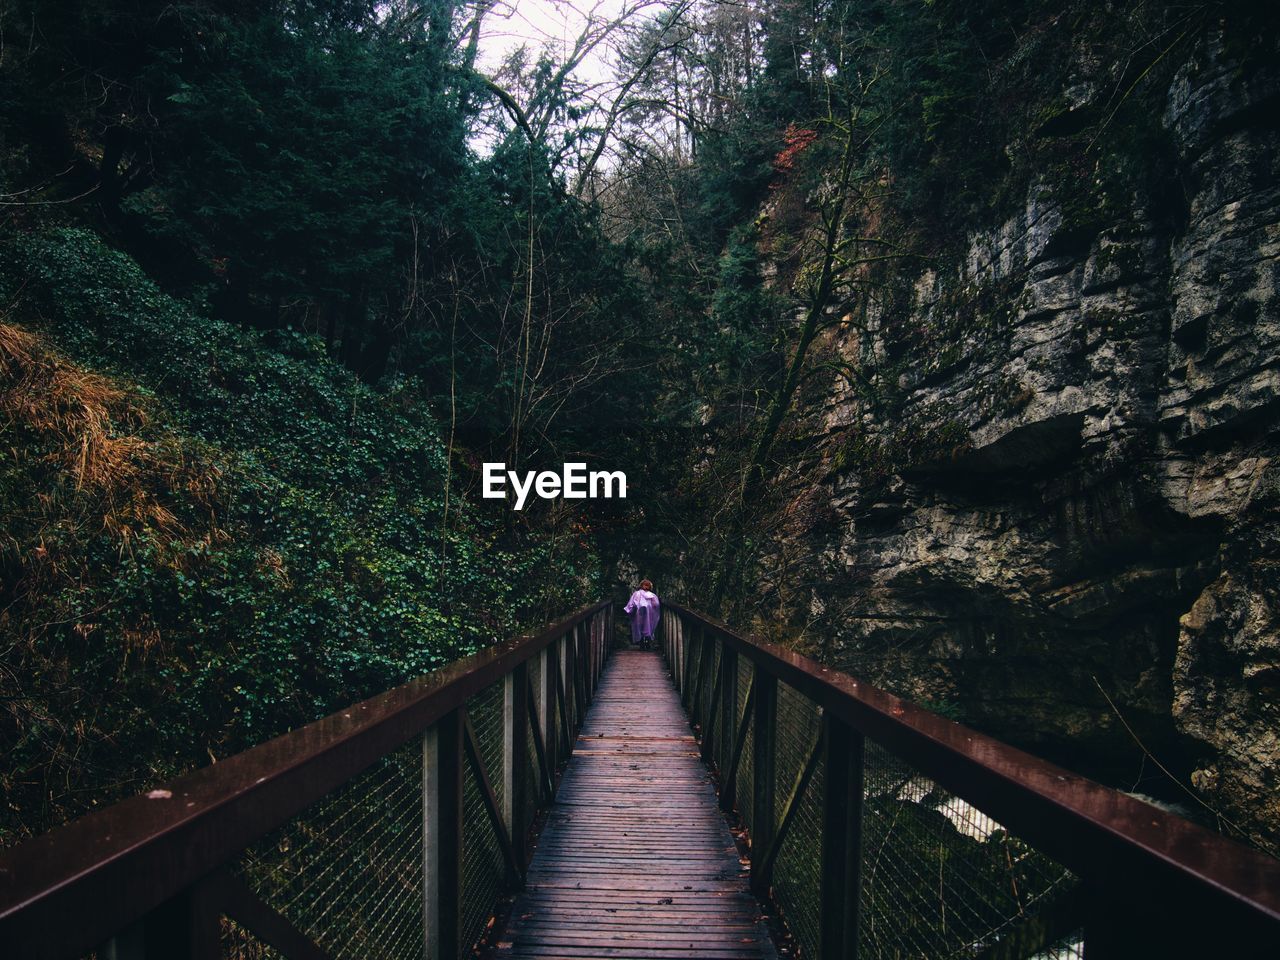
xmin=662 ymin=601 xmax=1280 ymax=959
xmin=0 ymin=601 xmax=614 ymax=960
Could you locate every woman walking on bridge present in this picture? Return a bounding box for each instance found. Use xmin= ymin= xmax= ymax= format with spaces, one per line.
xmin=624 ymin=579 xmax=660 ymax=649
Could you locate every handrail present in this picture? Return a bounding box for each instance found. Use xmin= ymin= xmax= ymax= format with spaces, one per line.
xmin=663 ymin=600 xmax=1280 ymax=958
xmin=0 ymin=599 xmax=613 ymax=960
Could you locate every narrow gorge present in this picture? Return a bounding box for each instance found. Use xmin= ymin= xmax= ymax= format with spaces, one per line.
xmin=2 ymin=0 xmax=1277 ymax=866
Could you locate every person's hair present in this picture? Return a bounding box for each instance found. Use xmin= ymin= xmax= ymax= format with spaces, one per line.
xmin=640 ymin=579 xmax=653 ymax=591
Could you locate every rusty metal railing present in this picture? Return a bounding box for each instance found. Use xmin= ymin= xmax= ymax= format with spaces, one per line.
xmin=662 ymin=601 xmax=1280 ymax=959
xmin=0 ymin=601 xmax=614 ymax=960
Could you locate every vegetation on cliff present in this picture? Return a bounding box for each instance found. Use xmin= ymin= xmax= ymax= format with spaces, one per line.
xmin=0 ymin=227 xmax=600 ymax=841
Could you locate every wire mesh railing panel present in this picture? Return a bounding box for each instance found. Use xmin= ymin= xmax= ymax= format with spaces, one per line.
xmin=682 ymin=629 xmax=697 ymax=711
xmin=860 ymin=739 xmax=1079 ymax=960
xmin=699 ymin=640 xmax=720 ymax=731
xmin=721 ymin=650 xmax=742 ymax=778
xmin=773 ymin=682 xmax=818 ymax=816
xmin=529 ymin=655 xmax=543 ymax=764
xmin=523 ymin=708 xmax=540 ymax=842
xmin=736 ymin=659 xmax=755 ymax=836
xmin=709 ymin=642 xmax=722 ymax=732
xmin=692 ymin=638 xmax=706 ymax=726
xmin=694 ymin=634 xmax=706 ymax=716
xmin=1033 ymin=935 xmax=1086 ymax=959
xmin=470 ymin=681 xmax=505 ymax=815
xmin=238 ymin=740 xmax=424 ymax=960
xmin=771 ymin=683 xmax=824 ymax=960
xmin=461 ymin=683 xmax=506 ymax=958
xmin=222 ymin=918 xmax=284 ymax=959
xmin=683 ymin=635 xmax=695 ymax=712
xmin=773 ymin=752 xmax=824 ymax=960
xmin=461 ymin=771 xmax=502 ymax=956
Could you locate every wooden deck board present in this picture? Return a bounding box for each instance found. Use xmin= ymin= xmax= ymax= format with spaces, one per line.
xmin=493 ymin=650 xmax=777 ymax=960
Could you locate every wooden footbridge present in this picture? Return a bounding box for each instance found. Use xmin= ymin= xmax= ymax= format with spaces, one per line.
xmin=2 ymin=601 xmax=1278 ymax=960
xmin=501 ymin=649 xmax=775 ymax=960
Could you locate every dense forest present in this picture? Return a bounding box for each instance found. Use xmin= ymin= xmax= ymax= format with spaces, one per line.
xmin=2 ymin=0 xmax=1278 ymax=858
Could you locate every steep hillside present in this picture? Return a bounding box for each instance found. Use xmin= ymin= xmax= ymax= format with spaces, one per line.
xmin=0 ymin=228 xmax=599 ymax=843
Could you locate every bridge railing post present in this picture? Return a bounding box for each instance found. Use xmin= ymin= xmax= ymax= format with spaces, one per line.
xmin=819 ymin=715 xmax=864 ymax=960
xmin=579 ymin=622 xmax=589 ymax=707
xmin=604 ymin=604 xmax=611 ymax=666
xmin=423 ymin=709 xmax=463 ymax=960
xmin=668 ymin=611 xmax=677 ymax=687
xmin=591 ymin=613 xmax=601 ymax=692
xmin=677 ymin=615 xmax=687 ymax=694
xmin=587 ymin=615 xmax=596 ymax=694
xmin=718 ymin=644 xmax=737 ymax=781
xmin=577 ymin=623 xmax=588 ymax=718
xmin=749 ymin=667 xmax=777 ymax=899
xmin=699 ymin=634 xmax=720 ymax=764
xmin=670 ymin=611 xmax=680 ymax=680
xmin=682 ymin=623 xmax=699 ymax=714
xmin=581 ymin=621 xmax=589 ymax=696
xmin=568 ymin=630 xmax=579 ymax=734
xmin=540 ymin=645 xmax=556 ymax=775
xmin=674 ymin=611 xmax=681 ymax=683
xmin=504 ymin=661 xmax=530 ymax=878
xmin=554 ymin=634 xmax=571 ymax=758
xmin=697 ymin=628 xmax=709 ymax=724
xmin=706 ymin=632 xmax=716 ymax=727
xmin=98 ymin=921 xmax=145 ymax=960
xmin=675 ymin=612 xmax=682 ymax=687
xmin=560 ymin=632 xmax=573 ymax=735
xmin=568 ymin=630 xmax=578 ymax=739
xmin=683 ymin=623 xmax=695 ymax=711
xmin=682 ymin=618 xmax=690 ymax=695
xmin=568 ymin=626 xmax=580 ymax=731
xmin=119 ymin=882 xmax=219 ymax=960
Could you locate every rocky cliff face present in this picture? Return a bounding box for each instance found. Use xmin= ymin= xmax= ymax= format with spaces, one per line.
xmin=788 ymin=28 xmax=1280 ymax=849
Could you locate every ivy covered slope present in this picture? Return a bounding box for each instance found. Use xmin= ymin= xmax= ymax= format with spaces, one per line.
xmin=0 ymin=227 xmax=599 ymax=844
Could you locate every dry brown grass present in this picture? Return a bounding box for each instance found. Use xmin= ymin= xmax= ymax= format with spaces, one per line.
xmin=0 ymin=319 xmax=231 ymax=668
xmin=0 ymin=320 xmax=224 ymax=551
xmin=0 ymin=322 xmax=241 ymax=842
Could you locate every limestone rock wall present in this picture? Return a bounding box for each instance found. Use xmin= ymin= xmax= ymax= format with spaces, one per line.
xmin=793 ymin=29 xmax=1280 ymax=848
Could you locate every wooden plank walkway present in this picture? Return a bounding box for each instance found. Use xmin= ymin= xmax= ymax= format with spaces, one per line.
xmin=493 ymin=649 xmax=777 ymax=960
